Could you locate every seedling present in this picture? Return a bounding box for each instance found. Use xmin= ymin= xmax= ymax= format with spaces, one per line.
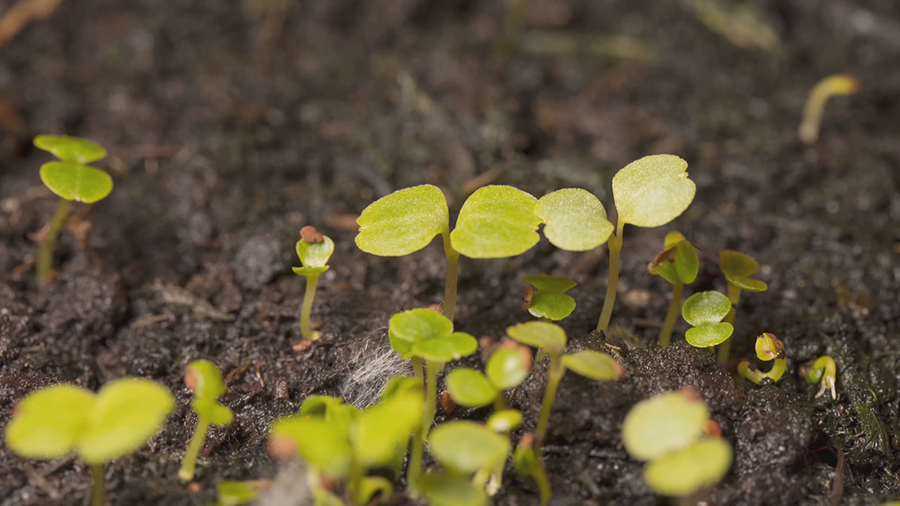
xmin=798 ymin=74 xmax=860 ymax=145
xmin=622 ymin=389 xmax=732 ymax=497
xmin=506 ymin=321 xmax=623 ymax=504
xmin=293 ymin=226 xmax=334 ymax=341
xmin=210 ymin=480 xmax=272 ymax=506
xmin=523 ymin=274 xmax=577 ymax=321
xmin=681 ymin=291 xmax=734 ymax=349
xmin=32 ymin=135 xmax=113 ymax=286
xmin=804 ymin=355 xmax=837 ymax=400
xmin=597 ymin=155 xmax=696 ymax=332
xmin=179 ymin=360 xmax=234 ymax=482
xmin=648 ymin=232 xmax=699 ymax=348
xmin=387 ymin=308 xmax=477 ymax=493
xmin=718 ymin=250 xmax=768 ymax=363
xmin=445 ymin=340 xmax=532 ymax=411
xmin=4 ymin=378 xmax=174 ymax=506
xmin=738 ymin=333 xmax=786 ymax=384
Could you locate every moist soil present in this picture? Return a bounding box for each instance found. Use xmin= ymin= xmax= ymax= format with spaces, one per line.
xmin=1 ymin=0 xmax=900 ymax=505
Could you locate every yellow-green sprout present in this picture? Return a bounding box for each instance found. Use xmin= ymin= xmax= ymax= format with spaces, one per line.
xmin=682 ymin=291 xmax=734 ymax=349
xmin=738 ymin=333 xmax=786 ymax=384
xmin=718 ymin=250 xmax=768 ymax=363
xmin=523 ymin=274 xmax=577 ymax=321
xmin=805 ymin=355 xmax=837 ymax=400
xmin=648 ymin=232 xmax=699 ymax=348
xmin=799 ymin=74 xmax=860 ymax=145
xmin=210 ymin=480 xmax=272 ymax=506
xmin=179 ymin=360 xmax=234 ymax=482
xmin=293 ymin=226 xmax=334 ymax=341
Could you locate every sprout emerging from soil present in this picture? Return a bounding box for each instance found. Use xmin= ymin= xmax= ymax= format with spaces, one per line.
xmin=682 ymin=291 xmax=734 ymax=349
xmin=622 ymin=388 xmax=732 ymax=497
xmin=293 ymin=226 xmax=334 ymax=341
xmin=738 ymin=333 xmax=786 ymax=384
xmin=387 ymin=308 xmax=477 ymax=494
xmin=179 ymin=360 xmax=234 ymax=482
xmin=804 ymin=355 xmax=837 ymax=400
xmin=798 ymin=74 xmax=860 ymax=145
xmin=648 ymin=232 xmax=699 ymax=348
xmin=4 ymin=379 xmax=174 ymax=506
xmin=523 ymin=274 xmax=577 ymax=321
xmin=506 ymin=321 xmax=623 ymax=505
xmin=32 ymin=135 xmax=113 ymax=286
xmin=718 ymin=250 xmax=768 ymax=363
xmin=211 ymin=480 xmax=272 ymax=506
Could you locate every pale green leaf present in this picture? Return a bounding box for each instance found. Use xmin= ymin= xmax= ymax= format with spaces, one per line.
xmin=486 ymin=347 xmax=530 ymax=390
xmin=419 ymin=473 xmax=487 ymax=506
xmin=612 ymin=154 xmax=695 ymax=227
xmin=487 ymin=410 xmax=522 ymax=432
xmin=4 ymin=385 xmax=95 ymax=459
xmin=186 ymin=360 xmax=226 ymax=400
xmin=513 ymin=445 xmax=537 ymax=476
xmin=191 ymin=398 xmax=233 ymax=426
xmin=506 ymin=321 xmax=566 ymax=356
xmin=622 ymin=391 xmax=709 ymax=461
xmin=299 ymin=396 xmax=345 ymax=418
xmin=296 ymin=236 xmax=334 ymax=268
xmin=354 ymin=476 xmax=393 ymax=505
xmin=561 ymin=351 xmax=623 ymax=381
xmin=536 ymin=189 xmax=614 ymax=251
xmin=353 ymin=387 xmax=422 ymax=468
xmin=726 ymin=275 xmax=768 ymax=292
xmin=663 ymin=231 xmax=687 ymax=250
xmin=719 ymin=250 xmax=759 ymax=277
xmin=40 ymin=162 xmax=113 ymax=203
xmin=269 ymin=417 xmax=352 ymax=477
xmin=429 ymin=421 xmax=510 ymax=473
xmin=644 ymin=438 xmax=732 ymax=497
xmin=527 ymin=292 xmax=576 ymax=321
xmin=685 ymin=323 xmax=734 ymax=347
xmin=34 ymin=135 xmax=107 ymax=164
xmin=217 ymin=480 xmax=270 ymax=506
xmin=681 ymin=291 xmax=731 ymax=326
xmin=522 ymin=274 xmax=576 ymax=293
xmin=389 ymin=309 xmax=453 ymax=345
xmin=674 ymin=241 xmax=699 ymax=284
xmin=412 ymin=332 xmax=478 ymax=362
xmin=356 ymin=185 xmax=449 ymax=256
xmin=450 ymin=185 xmax=541 ymax=258
xmin=649 ymin=259 xmax=681 ymax=285
xmin=445 ymin=368 xmax=497 ymax=407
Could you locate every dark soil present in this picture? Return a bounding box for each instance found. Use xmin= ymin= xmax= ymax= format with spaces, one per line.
xmin=1 ymin=0 xmax=899 ymax=505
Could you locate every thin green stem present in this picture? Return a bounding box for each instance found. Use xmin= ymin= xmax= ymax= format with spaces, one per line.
xmin=300 ymin=274 xmax=320 ymax=340
xmin=596 ymin=220 xmax=625 ymax=333
xmin=442 ymin=234 xmax=460 ymax=322
xmin=91 ymin=463 xmax=104 ymax=506
xmin=493 ymin=393 xmax=506 ymax=412
xmin=531 ymin=453 xmax=551 ymax=506
xmin=347 ymin=460 xmax=364 ymax=506
xmin=406 ymin=357 xmax=430 ymax=495
xmin=178 ymin=416 xmax=210 ymax=482
xmin=37 ymin=198 xmax=70 ymax=287
xmin=718 ymin=284 xmax=742 ymax=363
xmin=658 ymin=283 xmax=683 ymax=349
xmin=535 ymin=357 xmax=564 ymax=447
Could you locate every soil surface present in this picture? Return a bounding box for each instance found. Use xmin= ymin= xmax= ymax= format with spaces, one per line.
xmin=1 ymin=0 xmax=900 ymax=505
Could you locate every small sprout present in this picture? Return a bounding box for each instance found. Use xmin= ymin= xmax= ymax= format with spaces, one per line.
xmin=799 ymin=74 xmax=860 ymax=145
xmin=212 ymin=480 xmax=272 ymax=506
xmin=523 ymin=274 xmax=577 ymax=321
xmin=718 ymin=250 xmax=768 ymax=363
xmin=598 ymin=155 xmax=696 ymax=332
xmin=4 ymin=379 xmax=174 ymax=506
xmin=292 ymin=226 xmax=334 ymax=342
xmin=446 ymin=341 xmax=531 ymax=410
xmin=681 ymin=291 xmax=734 ymax=348
xmin=506 ymin=321 xmax=623 ymax=504
xmin=738 ymin=333 xmax=787 ymax=384
xmin=179 ymin=360 xmax=234 ymax=482
xmin=805 ymin=355 xmax=837 ymax=400
xmin=32 ymin=135 xmax=113 ymax=286
xmin=648 ymin=232 xmax=699 ymax=348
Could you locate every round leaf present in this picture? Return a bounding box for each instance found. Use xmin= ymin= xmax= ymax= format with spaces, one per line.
xmin=681 ymin=291 xmax=731 ymax=326
xmin=389 ymin=309 xmax=453 ymax=345
xmin=296 ymin=236 xmax=334 ymax=268
xmin=5 ymin=385 xmax=96 ymax=459
xmin=685 ymin=323 xmax=734 ymax=348
xmin=527 ymin=291 xmax=576 ymax=321
xmin=650 ymin=260 xmax=681 ymax=285
xmin=445 ymin=368 xmax=498 ymax=407
xmin=40 ymin=162 xmax=113 ymax=203
xmin=522 ymin=273 xmax=576 ymax=293
xmin=269 ymin=417 xmax=352 ymax=477
xmin=612 ymin=154 xmax=695 ymax=228
xmin=644 ymin=438 xmax=732 ymax=497
xmin=413 ymin=332 xmax=478 ymax=362
xmin=191 ymin=398 xmax=234 ymax=426
xmin=506 ymin=321 xmax=566 ymax=356
xmin=34 ymin=135 xmax=107 ymax=164
xmin=450 ymin=185 xmax=541 ymax=259
xmin=622 ymin=391 xmax=709 ymax=461
xmin=356 ymin=185 xmax=449 ymax=257
xmin=726 ymin=275 xmax=768 ymax=292
xmin=77 ymin=379 xmax=174 ymax=464
xmin=419 ymin=473 xmax=487 ymax=506
xmin=487 ymin=410 xmax=522 ymax=432
xmin=429 ymin=421 xmax=510 ymax=473
xmin=536 ymin=189 xmax=614 ymax=251
xmin=719 ymin=250 xmax=759 ymax=277
xmin=561 ymin=351 xmax=623 ymax=381
xmin=486 ymin=348 xmax=530 ymax=390
xmin=186 ymin=360 xmax=226 ymax=400
xmin=674 ymin=241 xmax=699 ymax=284
xmin=513 ymin=445 xmax=537 ymax=476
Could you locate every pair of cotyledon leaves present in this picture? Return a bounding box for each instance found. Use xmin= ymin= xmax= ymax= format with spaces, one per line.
xmin=355 ymin=155 xmax=695 ymax=259
xmin=523 ymin=273 xmax=577 ymax=321
xmin=720 ymin=250 xmax=768 ymax=293
xmin=186 ymin=360 xmax=233 ymax=426
xmin=648 ymin=232 xmax=699 ymax=286
xmin=388 ymin=308 xmax=478 ymax=362
xmin=681 ymin=291 xmax=734 ymax=348
xmin=293 ymin=233 xmax=335 ymax=277
xmin=506 ymin=321 xmax=623 ymax=380
xmin=34 ymin=135 xmax=114 ymax=204
xmin=622 ymin=391 xmax=732 ymax=497
xmin=446 ymin=345 xmax=531 ymax=408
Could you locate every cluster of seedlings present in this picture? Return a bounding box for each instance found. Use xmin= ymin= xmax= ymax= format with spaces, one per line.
xmin=10 ymin=143 xmax=845 ymax=505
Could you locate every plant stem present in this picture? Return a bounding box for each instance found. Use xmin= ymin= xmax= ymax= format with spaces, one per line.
xmin=300 ymin=273 xmax=320 ymax=340
xmin=91 ymin=463 xmax=104 ymax=506
xmin=718 ymin=283 xmax=742 ymax=363
xmin=493 ymin=393 xmax=506 ymax=412
xmin=178 ymin=416 xmax=210 ymax=482
xmin=535 ymin=356 xmax=564 ymax=447
xmin=406 ymin=358 xmax=431 ymax=495
xmin=37 ymin=198 xmax=70 ymax=287
xmin=531 ymin=452 xmax=552 ymax=506
xmin=442 ymin=234 xmax=460 ymax=322
xmin=658 ymin=283 xmax=683 ymax=349
xmin=596 ymin=220 xmax=625 ymax=333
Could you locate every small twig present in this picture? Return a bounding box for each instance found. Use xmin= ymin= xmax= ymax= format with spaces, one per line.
xmin=23 ymin=463 xmax=60 ymax=499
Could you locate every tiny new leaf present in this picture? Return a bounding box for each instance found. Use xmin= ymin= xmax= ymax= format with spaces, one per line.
xmin=34 ymin=135 xmax=107 ymax=164
xmin=40 ymin=162 xmax=114 ymax=203
xmin=622 ymin=390 xmax=709 ymax=461
xmin=506 ymin=321 xmax=567 ymax=356
xmin=561 ymin=351 xmax=623 ymax=381
xmin=269 ymin=417 xmax=353 ymax=477
xmin=485 ymin=347 xmax=530 ymax=390
xmin=419 ymin=473 xmax=487 ymax=506
xmin=535 ymin=189 xmax=614 ymax=251
xmin=445 ymin=368 xmax=498 ymax=407
xmin=186 ymin=360 xmax=226 ymax=400
xmin=488 ymin=410 xmax=523 ymax=433
xmin=296 ymin=235 xmax=334 ymax=269
xmin=429 ymin=421 xmax=510 ymax=474
xmin=356 ymin=185 xmax=449 ymax=257
xmin=643 ymin=438 xmax=732 ymax=497
xmin=523 ymin=274 xmax=577 ymax=321
xmin=613 ymin=155 xmax=696 ymax=228
xmin=682 ymin=291 xmax=734 ymax=347
xmin=720 ymin=250 xmax=767 ymax=292
xmin=450 ymin=185 xmax=542 ymax=258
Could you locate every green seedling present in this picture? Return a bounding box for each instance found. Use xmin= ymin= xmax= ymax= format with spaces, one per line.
xmin=718 ymin=250 xmax=768 ymax=363
xmin=33 ymin=135 xmax=113 ymax=286
xmin=446 ymin=340 xmax=532 ymax=411
xmin=523 ymin=274 xmax=577 ymax=321
xmin=210 ymin=480 xmax=272 ymax=506
xmin=179 ymin=360 xmax=233 ymax=482
xmin=623 ymin=388 xmax=732 ymax=497
xmin=682 ymin=291 xmax=734 ymax=349
xmin=804 ymin=355 xmax=837 ymax=400
xmin=387 ymin=308 xmax=477 ymax=494
xmin=738 ymin=333 xmax=786 ymax=384
xmin=506 ymin=321 xmax=623 ymax=504
xmin=597 ymin=155 xmax=696 ymax=332
xmin=269 ymin=379 xmax=423 ymax=505
xmin=798 ymin=74 xmax=860 ymax=145
xmin=4 ymin=378 xmax=174 ymax=506
xmin=293 ymin=226 xmax=334 ymax=341
xmin=648 ymin=232 xmax=699 ymax=348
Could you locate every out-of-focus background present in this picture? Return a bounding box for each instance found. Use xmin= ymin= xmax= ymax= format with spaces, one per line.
xmin=0 ymin=0 xmax=899 ymax=505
